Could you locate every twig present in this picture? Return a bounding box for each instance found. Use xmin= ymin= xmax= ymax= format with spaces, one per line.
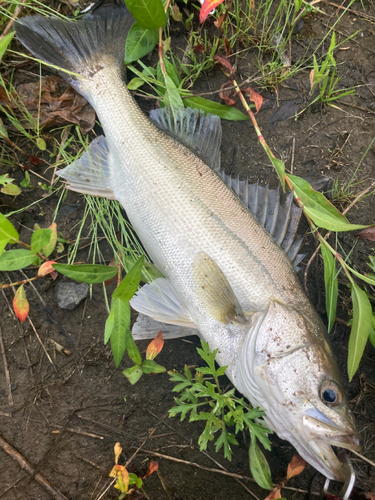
xmin=0 ymin=475 xmax=27 ymax=499
xmin=290 ymin=137 xmax=296 ymax=174
xmin=0 ymin=434 xmax=69 ymax=500
xmin=0 ymin=0 xmax=28 ymax=39
xmin=27 ymin=316 xmax=57 ymax=372
xmin=351 ymin=450 xmax=375 ymax=469
xmin=0 ymin=324 xmax=13 ymax=407
xmin=157 ymin=468 xmax=172 ymax=500
xmin=319 ymin=0 xmax=375 ymax=22
xmin=53 ymin=425 xmax=104 ymax=440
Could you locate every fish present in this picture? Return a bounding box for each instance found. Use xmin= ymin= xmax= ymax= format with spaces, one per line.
xmin=14 ymin=4 xmax=361 ymax=482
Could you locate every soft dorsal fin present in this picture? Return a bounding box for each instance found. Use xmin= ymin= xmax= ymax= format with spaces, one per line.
xmin=130 ymin=278 xmax=196 ymax=328
xmin=149 ymin=107 xmax=222 ymax=171
xmin=56 ymin=135 xmax=115 ymax=199
xmin=219 ymin=172 xmax=305 ymax=270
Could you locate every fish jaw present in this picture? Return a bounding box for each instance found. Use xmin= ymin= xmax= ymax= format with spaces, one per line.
xmin=236 ymin=301 xmax=361 ymax=482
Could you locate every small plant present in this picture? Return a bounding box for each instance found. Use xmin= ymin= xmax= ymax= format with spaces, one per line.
xmin=169 ymin=340 xmax=273 ymax=490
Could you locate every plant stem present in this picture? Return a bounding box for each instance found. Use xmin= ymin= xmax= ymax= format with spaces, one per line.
xmin=0 ymin=276 xmax=40 ymax=290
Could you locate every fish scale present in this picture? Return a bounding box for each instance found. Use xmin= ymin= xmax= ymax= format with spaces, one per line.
xmin=14 ymin=3 xmax=360 ymax=484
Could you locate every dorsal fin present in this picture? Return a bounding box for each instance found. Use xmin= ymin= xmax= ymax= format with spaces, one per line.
xmin=149 ymin=107 xmax=222 ymax=170
xmin=219 ymin=172 xmax=305 ymax=270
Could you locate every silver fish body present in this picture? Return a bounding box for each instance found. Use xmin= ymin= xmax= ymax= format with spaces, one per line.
xmin=14 ymin=5 xmax=360 ymax=482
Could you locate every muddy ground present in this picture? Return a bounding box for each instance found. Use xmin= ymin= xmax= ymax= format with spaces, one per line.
xmin=1 ymin=1 xmax=375 ymax=499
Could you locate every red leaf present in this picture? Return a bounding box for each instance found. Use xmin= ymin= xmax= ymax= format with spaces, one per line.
xmin=224 ymin=36 xmax=231 ymax=57
xmin=38 ymin=261 xmax=57 ymax=277
xmin=26 ymin=154 xmax=44 ymax=166
xmin=194 ymin=44 xmax=205 ymax=54
xmin=214 ymin=12 xmax=226 ymax=29
xmin=243 ymin=87 xmax=263 ymax=113
xmin=13 ymin=285 xmax=29 ymax=322
xmin=354 ymin=226 xmax=375 ymax=241
xmin=146 ymin=331 xmax=164 ymax=360
xmin=264 ymin=486 xmax=283 ymax=500
xmin=50 ymin=271 xmax=58 ymax=280
xmin=143 ymin=461 xmax=159 ymax=478
xmin=286 ymin=454 xmax=306 ymax=480
xmin=213 ymin=55 xmax=235 ymax=79
xmin=219 ymin=81 xmax=236 ymax=106
xmin=199 ymin=0 xmax=226 ymax=23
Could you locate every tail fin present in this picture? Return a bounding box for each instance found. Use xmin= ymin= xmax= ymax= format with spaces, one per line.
xmin=14 ymin=5 xmax=134 ymax=91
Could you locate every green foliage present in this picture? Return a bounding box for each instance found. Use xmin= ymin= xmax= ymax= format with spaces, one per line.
xmin=169 ymin=340 xmax=272 ymax=488
xmin=125 ymin=0 xmax=166 ymax=30
xmin=52 ymin=263 xmax=117 ymax=284
xmin=320 ymin=242 xmax=338 ymax=333
xmin=0 ymin=31 xmax=14 ymax=61
xmin=125 ymin=23 xmax=158 ymax=65
xmin=0 ymin=249 xmax=38 ymax=271
xmin=31 ymin=228 xmax=52 ymax=255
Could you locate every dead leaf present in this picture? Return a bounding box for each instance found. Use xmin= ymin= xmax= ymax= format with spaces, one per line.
xmin=170 ymin=5 xmax=182 ymax=22
xmin=243 ymin=87 xmax=264 ymax=113
xmin=354 ymin=226 xmax=375 ymax=241
xmin=364 ymin=494 xmax=375 ymax=500
xmin=146 ymin=331 xmax=164 ymax=360
xmin=0 ymin=76 xmax=95 ymax=134
xmin=264 ymin=485 xmax=283 ymax=500
xmin=194 ymin=44 xmax=206 ymax=54
xmin=38 ymin=261 xmax=57 ymax=277
xmin=114 ymin=442 xmax=122 ymax=465
xmin=143 ymin=461 xmax=159 ymax=478
xmin=309 ymin=69 xmax=315 ymax=91
xmin=213 ymin=54 xmax=235 ymax=79
xmin=214 ymin=12 xmax=226 ymax=29
xmin=286 ymin=454 xmax=306 ymax=479
xmin=219 ymin=81 xmax=236 ymax=106
xmin=224 ymin=36 xmax=231 ymax=57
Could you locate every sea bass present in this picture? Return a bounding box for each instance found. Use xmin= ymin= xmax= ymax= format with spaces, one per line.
xmin=15 ymin=5 xmax=360 ymax=482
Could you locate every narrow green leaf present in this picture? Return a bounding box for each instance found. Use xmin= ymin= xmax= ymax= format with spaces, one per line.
xmin=345 ymin=265 xmax=375 ymax=287
xmin=264 ymin=148 xmax=285 ymax=191
xmin=52 ymin=263 xmax=117 ymax=284
xmin=249 ymin=437 xmax=273 ymax=490
xmin=112 ymin=256 xmax=144 ymax=302
xmin=162 ymin=74 xmax=184 ymax=109
xmin=31 ymin=228 xmax=52 ymax=255
xmin=110 ymin=297 xmax=131 ymax=367
xmin=141 ymin=359 xmax=166 ymax=374
xmin=104 ymin=306 xmax=115 ymax=344
xmin=123 ymin=364 xmax=143 ymax=384
xmin=0 ymin=116 xmax=8 ymax=139
xmin=347 ymin=283 xmax=372 ymax=381
xmin=320 ymin=242 xmax=338 ymax=332
xmin=0 ymin=32 xmax=14 ymax=61
xmin=287 ymin=175 xmax=368 ymax=232
xmin=0 ymin=213 xmax=19 ymax=243
xmin=0 ymin=239 xmax=7 ymax=255
xmin=125 ymin=23 xmax=158 ymax=64
xmin=127 ymin=77 xmax=145 ymax=90
xmin=125 ymin=328 xmax=142 ymax=365
xmin=0 ymin=249 xmax=37 ymax=271
xmin=125 ymin=0 xmax=166 ymax=30
xmin=368 ymin=315 xmax=375 ymax=349
xmin=183 ymin=96 xmax=248 ymax=121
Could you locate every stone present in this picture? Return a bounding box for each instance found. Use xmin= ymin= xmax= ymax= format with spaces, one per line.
xmin=55 ymin=282 xmax=89 ymax=310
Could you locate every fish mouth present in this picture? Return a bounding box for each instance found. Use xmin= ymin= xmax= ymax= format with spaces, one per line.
xmin=302 ymin=415 xmax=361 ymax=482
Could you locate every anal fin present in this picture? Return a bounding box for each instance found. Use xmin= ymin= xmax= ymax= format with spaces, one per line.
xmin=57 ymin=135 xmax=115 ymax=199
xmin=132 ymin=314 xmax=199 ymax=340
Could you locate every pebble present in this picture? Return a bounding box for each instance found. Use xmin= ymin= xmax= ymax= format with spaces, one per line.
xmin=55 ymin=282 xmax=89 ymax=310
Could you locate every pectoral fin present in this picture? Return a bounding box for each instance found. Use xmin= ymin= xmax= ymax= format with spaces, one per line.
xmin=192 ymin=252 xmax=246 ymax=325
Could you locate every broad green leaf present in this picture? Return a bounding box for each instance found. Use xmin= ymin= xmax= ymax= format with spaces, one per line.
xmin=320 ymin=242 xmax=338 ymax=332
xmin=125 ymin=23 xmax=158 ymax=64
xmin=249 ymin=437 xmax=273 ymax=490
xmin=104 ymin=306 xmax=115 ymax=344
xmin=368 ymin=315 xmax=375 ymax=349
xmin=287 ymin=174 xmax=368 ymax=232
xmin=347 ymin=283 xmax=372 ymax=381
xmin=42 ymin=223 xmax=57 ymax=257
xmin=125 ymin=328 xmax=142 ymax=365
xmin=36 ymin=137 xmax=46 ymax=150
xmin=141 ymin=359 xmax=166 ymax=374
xmin=0 ymin=239 xmax=7 ymax=255
xmin=52 ymin=263 xmax=117 ymax=284
xmin=123 ymin=364 xmax=143 ymax=384
xmin=125 ymin=0 xmax=166 ymax=30
xmin=0 ymin=249 xmax=37 ymax=271
xmin=0 ymin=213 xmax=19 ymax=243
xmin=127 ymin=77 xmax=145 ymax=90
xmin=183 ymin=96 xmax=248 ymax=121
xmin=112 ymin=256 xmax=144 ymax=302
xmin=31 ymin=228 xmax=52 ymax=255
xmin=0 ymin=32 xmax=14 ymax=61
xmin=110 ymin=297 xmax=131 ymax=367
xmin=163 ymin=74 xmax=184 ymax=109
xmin=1 ymin=183 xmax=21 ymax=196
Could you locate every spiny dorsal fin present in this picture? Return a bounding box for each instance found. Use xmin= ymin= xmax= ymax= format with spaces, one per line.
xmin=219 ymin=172 xmax=305 ymax=270
xmin=149 ymin=107 xmax=222 ymax=171
xmin=56 ymin=135 xmax=115 ymax=199
xmin=130 ymin=278 xmax=196 ymax=328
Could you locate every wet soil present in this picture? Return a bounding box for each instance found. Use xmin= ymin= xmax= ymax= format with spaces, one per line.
xmin=1 ymin=1 xmax=375 ymax=499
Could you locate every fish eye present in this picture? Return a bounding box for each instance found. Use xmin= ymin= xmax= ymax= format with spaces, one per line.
xmin=320 ymin=380 xmax=343 ymax=406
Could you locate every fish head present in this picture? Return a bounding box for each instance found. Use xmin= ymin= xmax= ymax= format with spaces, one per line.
xmin=238 ymin=300 xmax=360 ymax=482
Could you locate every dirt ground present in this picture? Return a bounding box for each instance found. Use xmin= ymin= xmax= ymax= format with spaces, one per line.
xmin=1 ymin=1 xmax=375 ymax=499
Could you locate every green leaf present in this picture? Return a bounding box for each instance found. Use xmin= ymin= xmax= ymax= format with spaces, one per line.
xmin=36 ymin=137 xmax=46 ymax=150
xmin=0 ymin=249 xmax=37 ymax=271
xmin=0 ymin=32 xmax=14 ymax=61
xmin=287 ymin=175 xmax=368 ymax=232
xmin=320 ymin=242 xmax=338 ymax=332
xmin=31 ymin=228 xmax=52 ymax=255
xmin=110 ymin=297 xmax=131 ymax=367
xmin=123 ymin=364 xmax=143 ymax=384
xmin=265 ymin=149 xmax=285 ymax=191
xmin=1 ymin=183 xmax=21 ymax=196
xmin=347 ymin=282 xmax=372 ymax=381
xmin=0 ymin=213 xmax=19 ymax=244
xmin=0 ymin=116 xmax=8 ymax=139
xmin=157 ymin=58 xmax=181 ymax=88
xmin=183 ymin=96 xmax=248 ymax=121
xmin=345 ymin=265 xmax=375 ymax=287
xmin=125 ymin=0 xmax=166 ymax=30
xmin=368 ymin=316 xmax=375 ymax=349
xmin=52 ymin=263 xmax=117 ymax=284
xmin=215 ymin=429 xmax=238 ymax=460
xmin=125 ymin=328 xmax=142 ymax=365
xmin=127 ymin=77 xmax=145 ymax=90
xmin=162 ymin=74 xmax=184 ymax=109
xmin=112 ymin=256 xmax=144 ymax=302
xmin=141 ymin=359 xmax=166 ymax=374
xmin=0 ymin=239 xmax=7 ymax=255
xmin=125 ymin=23 xmax=158 ymax=64
xmin=249 ymin=437 xmax=273 ymax=490
xmin=104 ymin=306 xmax=115 ymax=344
